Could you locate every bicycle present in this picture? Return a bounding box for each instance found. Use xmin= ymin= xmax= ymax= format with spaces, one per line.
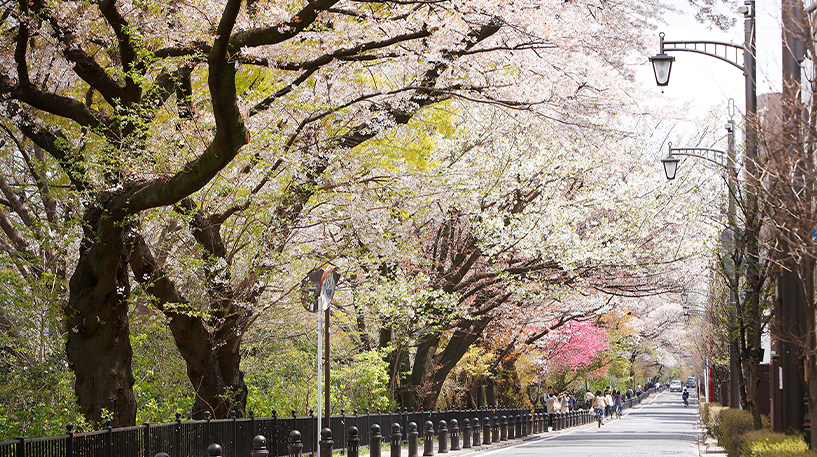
xmin=616 ymin=404 xmax=622 ymax=419
xmin=594 ymin=409 xmax=603 ymax=427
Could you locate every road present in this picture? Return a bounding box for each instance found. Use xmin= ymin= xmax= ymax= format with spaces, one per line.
xmin=474 ymin=391 xmax=702 ymax=457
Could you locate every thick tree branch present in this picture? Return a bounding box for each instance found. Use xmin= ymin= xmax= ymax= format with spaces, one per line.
xmin=97 ymin=0 xmax=141 ymax=103
xmin=230 ymin=0 xmax=341 ymax=51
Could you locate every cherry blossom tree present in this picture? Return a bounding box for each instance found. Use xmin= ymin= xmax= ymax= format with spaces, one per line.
xmin=533 ymin=320 xmax=610 ymax=392
xmin=0 ymin=0 xmax=723 ymax=425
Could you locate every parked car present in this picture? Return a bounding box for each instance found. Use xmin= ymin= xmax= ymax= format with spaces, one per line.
xmin=669 ymin=380 xmax=683 ymax=392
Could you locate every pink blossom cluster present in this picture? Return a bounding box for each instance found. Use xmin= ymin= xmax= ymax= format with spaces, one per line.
xmin=536 ymin=321 xmax=609 ymax=371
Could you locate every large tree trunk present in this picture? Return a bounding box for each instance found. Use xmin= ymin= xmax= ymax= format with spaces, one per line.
xmin=65 ymin=208 xmax=136 ymax=426
xmin=128 ymin=232 xmax=247 ymax=418
xmin=407 ymin=317 xmax=492 ymax=409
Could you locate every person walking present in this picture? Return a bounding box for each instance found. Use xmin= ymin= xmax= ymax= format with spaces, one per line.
xmin=584 ymin=389 xmax=595 ymax=410
xmin=604 ymin=389 xmax=613 ymax=420
xmin=614 ymin=390 xmax=624 ymax=418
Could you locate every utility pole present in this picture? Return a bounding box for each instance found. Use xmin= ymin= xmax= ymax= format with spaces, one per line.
xmin=776 ymin=0 xmax=807 ymax=434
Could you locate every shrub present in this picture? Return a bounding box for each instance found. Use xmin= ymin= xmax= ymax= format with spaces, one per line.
xmin=702 ymin=402 xmax=728 ymax=434
xmin=740 ymin=429 xmax=809 ymax=457
xmin=715 ymin=409 xmax=756 ymax=457
xmin=755 ymin=451 xmax=817 ymax=457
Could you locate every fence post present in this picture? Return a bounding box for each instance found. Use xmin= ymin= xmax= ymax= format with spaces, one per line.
xmin=251 ymin=436 xmax=269 ymax=457
xmin=461 ymin=419 xmax=470 ymax=449
xmin=320 ymin=428 xmax=333 ymax=457
xmin=208 ymin=443 xmax=222 ymax=457
xmin=370 ymin=424 xmax=382 ymax=457
xmin=407 ymin=422 xmax=418 ymax=457
xmin=347 ymin=427 xmax=359 ymax=457
xmin=505 ymin=416 xmax=512 ymax=440
xmin=66 ymin=424 xmax=75 ymax=457
xmin=422 ymin=421 xmax=434 ymax=457
xmin=471 ymin=418 xmax=480 ymax=447
xmin=449 ymin=419 xmax=459 ymax=451
xmin=16 ymin=436 xmax=23 ymax=457
xmin=205 ymin=411 xmax=212 ymax=451
xmin=104 ymin=419 xmax=113 ymax=457
xmin=175 ymin=412 xmax=182 ymax=457
xmin=390 ymin=423 xmax=402 ymax=457
xmin=142 ymin=423 xmax=151 ymax=457
xmin=288 ymin=430 xmax=303 ymax=457
xmin=481 ymin=417 xmax=490 ymax=445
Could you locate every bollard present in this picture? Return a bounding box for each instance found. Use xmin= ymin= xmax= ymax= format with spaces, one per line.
xmin=348 ymin=427 xmax=360 ymax=457
xmin=515 ymin=414 xmax=521 ymax=437
xmin=408 ymin=422 xmax=419 ymax=457
xmin=251 ymin=436 xmax=269 ymax=457
xmin=513 ymin=415 xmax=519 ymax=438
xmin=482 ymin=417 xmax=491 ymax=445
xmin=450 ymin=419 xmax=460 ymax=451
xmin=207 ymin=443 xmax=222 ymax=457
xmin=491 ymin=416 xmax=499 ymax=442
xmin=288 ymin=430 xmax=303 ymax=457
xmin=500 ymin=416 xmax=507 ymax=441
xmin=391 ymin=423 xmax=402 ymax=457
xmin=472 ymin=418 xmax=481 ymax=447
xmin=462 ymin=419 xmax=471 ymax=449
xmin=371 ymin=424 xmax=383 ymax=457
xmin=508 ymin=415 xmax=515 ymax=440
xmin=320 ymin=428 xmax=333 ymax=457
xmin=423 ymin=421 xmax=434 ymax=457
xmin=525 ymin=413 xmax=531 ymax=436
xmin=437 ymin=420 xmax=448 ymax=454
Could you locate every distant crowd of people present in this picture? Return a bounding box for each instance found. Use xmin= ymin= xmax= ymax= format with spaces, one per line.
xmin=541 ymin=383 xmax=653 ymax=425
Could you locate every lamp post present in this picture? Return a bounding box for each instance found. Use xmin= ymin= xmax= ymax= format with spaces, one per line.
xmin=661 ymin=115 xmax=742 ymax=409
xmin=681 ymin=290 xmax=712 ymax=403
xmin=650 ymin=1 xmax=755 ymax=411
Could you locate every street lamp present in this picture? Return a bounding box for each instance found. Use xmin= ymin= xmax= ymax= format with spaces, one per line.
xmin=649 ymin=37 xmax=675 ymax=86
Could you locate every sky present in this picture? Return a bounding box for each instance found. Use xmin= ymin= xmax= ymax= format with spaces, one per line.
xmin=637 ymin=1 xmax=783 ymax=141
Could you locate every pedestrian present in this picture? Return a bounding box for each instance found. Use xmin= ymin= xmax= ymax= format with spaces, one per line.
xmin=604 ymin=389 xmax=613 ymax=419
xmin=614 ymin=390 xmax=623 ymax=418
xmin=626 ymin=388 xmax=633 ymax=399
xmin=584 ymin=389 xmax=595 ymax=410
xmin=547 ymin=392 xmax=561 ymax=414
xmin=592 ymin=390 xmax=607 ymax=425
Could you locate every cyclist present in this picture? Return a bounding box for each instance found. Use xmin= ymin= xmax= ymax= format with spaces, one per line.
xmin=592 ymin=389 xmax=607 ymax=426
xmin=682 ymin=388 xmax=690 ymax=407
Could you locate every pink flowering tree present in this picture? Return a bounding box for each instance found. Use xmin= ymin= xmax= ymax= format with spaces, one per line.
xmin=534 ymin=321 xmax=611 ymax=392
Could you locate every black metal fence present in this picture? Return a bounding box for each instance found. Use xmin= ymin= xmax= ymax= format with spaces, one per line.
xmin=0 ymin=386 xmax=664 ymax=457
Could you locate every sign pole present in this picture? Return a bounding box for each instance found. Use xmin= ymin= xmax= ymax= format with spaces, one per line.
xmin=316 ymin=296 xmax=323 ymax=455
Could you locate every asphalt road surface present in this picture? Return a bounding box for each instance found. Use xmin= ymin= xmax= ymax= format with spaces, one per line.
xmin=476 ymin=391 xmax=701 ymax=457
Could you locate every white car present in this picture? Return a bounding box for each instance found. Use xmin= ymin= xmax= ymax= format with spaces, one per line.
xmin=669 ymin=380 xmax=683 ymax=392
